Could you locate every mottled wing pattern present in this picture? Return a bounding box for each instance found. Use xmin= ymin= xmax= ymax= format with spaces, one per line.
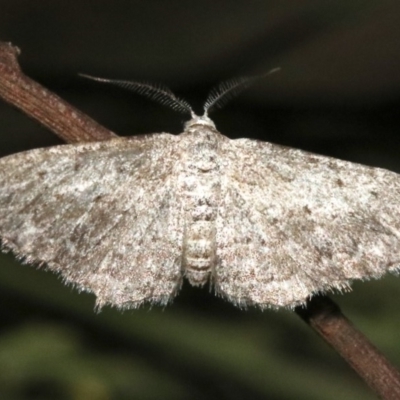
xmin=215 ymin=138 xmax=400 ymax=308
xmin=0 ymin=135 xmax=184 ymax=309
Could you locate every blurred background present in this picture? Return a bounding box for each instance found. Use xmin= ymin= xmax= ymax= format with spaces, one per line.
xmin=0 ymin=1 xmax=400 ymax=399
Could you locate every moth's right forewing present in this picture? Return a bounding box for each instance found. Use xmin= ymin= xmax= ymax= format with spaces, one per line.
xmin=215 ymin=138 xmax=400 ymax=309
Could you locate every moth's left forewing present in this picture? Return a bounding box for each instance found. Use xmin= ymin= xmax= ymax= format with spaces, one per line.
xmin=215 ymin=138 xmax=400 ymax=309
xmin=0 ymin=134 xmax=186 ymax=309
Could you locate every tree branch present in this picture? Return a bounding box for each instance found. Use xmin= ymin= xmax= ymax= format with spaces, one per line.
xmin=0 ymin=41 xmax=116 ymax=144
xmin=296 ymin=295 xmax=400 ymax=400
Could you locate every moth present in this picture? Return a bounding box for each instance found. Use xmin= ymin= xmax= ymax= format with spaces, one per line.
xmin=0 ymin=71 xmax=399 ymax=309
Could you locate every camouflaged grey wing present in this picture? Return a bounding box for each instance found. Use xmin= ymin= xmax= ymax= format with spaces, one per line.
xmin=0 ymin=135 xmax=185 ymax=309
xmin=215 ymin=138 xmax=400 ymax=308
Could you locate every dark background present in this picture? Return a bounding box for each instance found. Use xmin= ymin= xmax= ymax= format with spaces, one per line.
xmin=0 ymin=2 xmax=399 ymax=399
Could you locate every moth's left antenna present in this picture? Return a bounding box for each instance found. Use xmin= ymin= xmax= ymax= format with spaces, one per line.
xmin=79 ymin=74 xmax=195 ymax=117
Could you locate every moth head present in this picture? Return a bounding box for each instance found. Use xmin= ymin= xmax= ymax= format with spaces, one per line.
xmin=184 ymin=114 xmax=216 ymax=130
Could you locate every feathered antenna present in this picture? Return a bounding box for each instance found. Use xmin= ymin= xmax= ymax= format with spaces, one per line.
xmin=203 ymin=67 xmax=280 ymax=116
xmin=79 ymin=73 xmax=195 ymax=117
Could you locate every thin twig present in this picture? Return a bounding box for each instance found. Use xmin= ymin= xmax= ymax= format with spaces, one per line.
xmin=296 ymin=295 xmax=400 ymax=400
xmin=0 ymin=41 xmax=116 ymax=144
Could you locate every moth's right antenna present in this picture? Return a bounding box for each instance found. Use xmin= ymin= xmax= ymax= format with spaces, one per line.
xmin=203 ymin=67 xmax=280 ymax=116
xmin=79 ymin=74 xmax=195 ymax=117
